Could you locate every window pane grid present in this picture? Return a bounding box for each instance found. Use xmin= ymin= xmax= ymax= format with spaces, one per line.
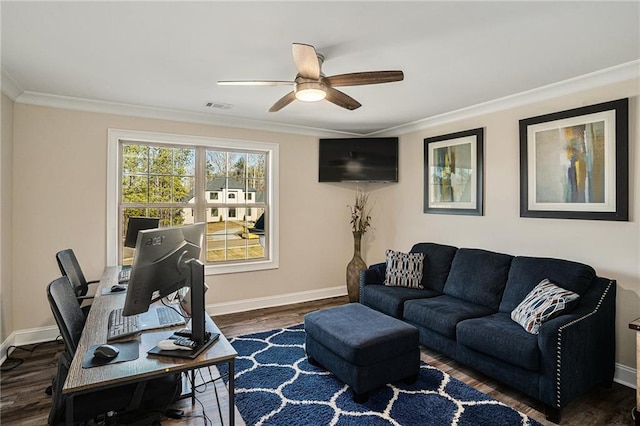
xmin=121 ymin=144 xmax=195 ymax=205
xmin=120 ymin=141 xmax=268 ymax=266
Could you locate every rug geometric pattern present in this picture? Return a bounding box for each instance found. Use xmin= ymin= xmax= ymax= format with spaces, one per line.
xmin=222 ymin=324 xmax=543 ymax=426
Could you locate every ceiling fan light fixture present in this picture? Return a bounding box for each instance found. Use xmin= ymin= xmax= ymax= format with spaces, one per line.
xmin=295 ymin=81 xmax=327 ymax=102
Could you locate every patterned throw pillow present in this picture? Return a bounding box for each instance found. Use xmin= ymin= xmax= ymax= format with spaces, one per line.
xmin=384 ymin=250 xmax=425 ymax=289
xmin=511 ymin=279 xmax=580 ymax=334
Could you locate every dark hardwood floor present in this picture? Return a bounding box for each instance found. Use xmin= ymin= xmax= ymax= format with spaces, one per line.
xmin=1 ymin=296 xmax=634 ymax=425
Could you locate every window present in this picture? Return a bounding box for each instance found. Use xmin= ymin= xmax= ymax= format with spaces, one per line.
xmin=107 ymin=129 xmax=279 ymax=274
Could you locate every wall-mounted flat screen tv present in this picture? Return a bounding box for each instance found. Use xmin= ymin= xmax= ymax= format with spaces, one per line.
xmin=319 ymin=137 xmax=398 ymax=182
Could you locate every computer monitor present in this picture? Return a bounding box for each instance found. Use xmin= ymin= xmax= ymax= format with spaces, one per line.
xmin=124 ymin=217 xmax=160 ymax=248
xmin=122 ymin=223 xmax=205 ymax=317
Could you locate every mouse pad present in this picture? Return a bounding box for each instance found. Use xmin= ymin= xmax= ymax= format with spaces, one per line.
xmin=82 ymin=341 xmax=140 ymax=368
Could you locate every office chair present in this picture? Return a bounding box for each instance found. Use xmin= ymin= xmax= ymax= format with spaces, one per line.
xmin=46 ymin=276 xmax=180 ymax=425
xmin=55 ymin=249 xmax=99 ymax=316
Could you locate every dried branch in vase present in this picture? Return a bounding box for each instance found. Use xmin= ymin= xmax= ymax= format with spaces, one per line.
xmin=348 ymin=189 xmax=372 ymax=234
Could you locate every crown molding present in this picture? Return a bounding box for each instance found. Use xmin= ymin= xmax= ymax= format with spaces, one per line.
xmin=7 ymin=60 xmax=639 ymax=138
xmin=13 ymin=91 xmax=358 ymax=138
xmin=1 ymin=68 xmax=24 ymax=101
xmin=370 ymin=59 xmax=640 ymax=137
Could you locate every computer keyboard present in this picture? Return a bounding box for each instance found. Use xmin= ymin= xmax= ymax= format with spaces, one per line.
xmin=107 ymin=306 xmax=185 ymax=341
xmin=156 ymin=306 xmax=177 ymax=325
xmin=118 ymin=268 xmax=131 ymax=283
xmin=107 ymin=308 xmax=138 ymax=340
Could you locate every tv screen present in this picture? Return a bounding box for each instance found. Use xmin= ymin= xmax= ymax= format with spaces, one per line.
xmin=319 ymin=137 xmax=398 ymax=182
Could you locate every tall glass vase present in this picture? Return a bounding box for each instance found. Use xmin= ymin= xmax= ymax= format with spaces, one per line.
xmin=346 ymin=231 xmax=367 ymax=303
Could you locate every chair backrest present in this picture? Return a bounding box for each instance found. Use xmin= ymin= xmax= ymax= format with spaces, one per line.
xmin=56 ymin=249 xmax=89 ymax=298
xmin=47 ymin=276 xmax=86 ymax=356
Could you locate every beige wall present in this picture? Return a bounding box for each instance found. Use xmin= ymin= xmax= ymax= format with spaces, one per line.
xmin=11 ymin=105 xmax=356 ymax=333
xmin=6 ymin=76 xmax=640 ymax=370
xmin=1 ymin=93 xmax=14 ymax=342
xmin=365 ymin=78 xmax=640 ymax=368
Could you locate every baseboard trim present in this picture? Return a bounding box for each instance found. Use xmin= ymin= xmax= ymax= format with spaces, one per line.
xmin=205 ymin=285 xmax=348 ymax=316
xmin=0 ymin=326 xmax=61 ymax=366
xmin=614 ymin=363 xmax=636 ymax=389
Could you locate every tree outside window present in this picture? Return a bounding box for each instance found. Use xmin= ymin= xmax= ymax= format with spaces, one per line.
xmin=119 ymin=143 xmax=269 ymax=265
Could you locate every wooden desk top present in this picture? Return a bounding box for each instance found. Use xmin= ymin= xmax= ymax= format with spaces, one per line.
xmin=63 ymin=266 xmax=237 ymax=395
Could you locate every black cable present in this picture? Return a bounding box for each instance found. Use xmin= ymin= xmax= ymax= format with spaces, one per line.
xmin=204 ymin=366 xmax=227 ymax=426
xmin=212 ymin=373 xmax=224 ymax=426
xmin=190 ymin=368 xmax=210 ymax=394
xmin=1 ymin=341 xmax=53 ymax=372
xmin=186 ymin=375 xmax=207 ymax=425
xmin=160 ymin=297 xmax=190 ymax=320
xmin=186 ymin=368 xmax=219 ymax=425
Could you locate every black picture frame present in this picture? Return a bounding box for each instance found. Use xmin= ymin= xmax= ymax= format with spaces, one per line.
xmin=424 ymin=128 xmax=484 ymax=216
xmin=519 ymin=98 xmax=628 ymax=221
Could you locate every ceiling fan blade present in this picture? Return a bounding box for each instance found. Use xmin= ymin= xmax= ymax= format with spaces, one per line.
xmin=325 ymin=71 xmax=404 ymax=87
xmin=325 ymin=87 xmax=361 ymax=110
xmin=218 ymin=80 xmax=293 ymax=86
xmin=268 ymin=91 xmax=296 ymax=112
xmin=292 ymin=43 xmax=320 ymax=80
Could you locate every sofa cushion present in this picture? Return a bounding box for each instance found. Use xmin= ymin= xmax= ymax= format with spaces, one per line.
xmin=362 ymin=285 xmax=439 ymax=318
xmin=511 ymin=279 xmax=580 ymax=334
xmin=384 ymin=249 xmax=425 ymax=289
xmin=443 ymin=248 xmax=513 ymax=310
xmin=457 ymin=313 xmax=540 ymax=372
xmin=409 ymin=243 xmax=458 ymax=292
xmin=499 ymin=256 xmax=595 ymax=313
xmin=403 ymin=295 xmax=494 ymax=339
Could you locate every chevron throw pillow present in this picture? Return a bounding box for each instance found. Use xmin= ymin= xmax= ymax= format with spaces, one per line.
xmin=511 ymin=278 xmax=580 ymax=334
xmin=384 ymin=249 xmax=425 ymax=289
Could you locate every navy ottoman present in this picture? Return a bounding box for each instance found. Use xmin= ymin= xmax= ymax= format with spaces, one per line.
xmin=304 ymin=303 xmax=420 ymax=401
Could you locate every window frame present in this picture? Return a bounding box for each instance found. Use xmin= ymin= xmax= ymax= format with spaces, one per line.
xmin=107 ymin=129 xmax=279 ymax=275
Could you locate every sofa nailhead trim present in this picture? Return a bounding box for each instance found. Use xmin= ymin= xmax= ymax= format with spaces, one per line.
xmin=554 ymin=279 xmax=614 ymax=408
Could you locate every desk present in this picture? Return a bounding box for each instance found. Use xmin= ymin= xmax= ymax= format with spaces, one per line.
xmin=62 ymin=266 xmax=238 ymax=425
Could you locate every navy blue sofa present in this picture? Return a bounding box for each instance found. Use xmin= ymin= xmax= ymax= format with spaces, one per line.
xmin=360 ymin=242 xmax=616 ymax=424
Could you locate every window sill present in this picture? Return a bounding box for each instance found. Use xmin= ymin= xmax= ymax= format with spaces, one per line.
xmin=205 ymin=259 xmax=278 ymax=275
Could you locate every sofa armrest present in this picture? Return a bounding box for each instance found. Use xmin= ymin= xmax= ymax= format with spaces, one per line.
xmin=361 ymin=262 xmax=386 ymax=286
xmin=359 ymin=262 xmax=386 ymax=303
xmin=537 ymin=277 xmax=616 ymax=414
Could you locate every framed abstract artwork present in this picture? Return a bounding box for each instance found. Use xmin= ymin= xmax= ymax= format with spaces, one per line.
xmin=519 ymin=98 xmax=628 ymax=221
xmin=424 ymin=128 xmax=484 ymax=215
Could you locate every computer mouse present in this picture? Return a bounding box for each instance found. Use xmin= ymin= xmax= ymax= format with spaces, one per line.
xmin=110 ymin=284 xmax=127 ymax=293
xmin=93 ymin=344 xmax=120 ymax=360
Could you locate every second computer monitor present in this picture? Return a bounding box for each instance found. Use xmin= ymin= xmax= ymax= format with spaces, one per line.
xmin=124 ymin=217 xmax=160 ymax=248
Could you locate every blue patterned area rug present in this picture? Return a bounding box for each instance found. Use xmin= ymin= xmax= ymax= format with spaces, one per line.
xmin=222 ymin=324 xmax=543 ymax=426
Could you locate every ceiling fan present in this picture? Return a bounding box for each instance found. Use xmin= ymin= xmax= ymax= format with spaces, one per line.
xmin=217 ymin=43 xmax=404 ymax=112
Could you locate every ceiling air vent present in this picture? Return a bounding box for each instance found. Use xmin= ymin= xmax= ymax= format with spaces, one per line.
xmin=205 ymin=102 xmax=233 ymax=110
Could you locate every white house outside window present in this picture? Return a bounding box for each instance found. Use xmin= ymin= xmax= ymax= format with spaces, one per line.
xmin=107 ymin=129 xmax=279 ymax=275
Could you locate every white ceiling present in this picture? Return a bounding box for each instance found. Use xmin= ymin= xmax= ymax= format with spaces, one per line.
xmin=2 ymin=1 xmax=639 ymax=136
